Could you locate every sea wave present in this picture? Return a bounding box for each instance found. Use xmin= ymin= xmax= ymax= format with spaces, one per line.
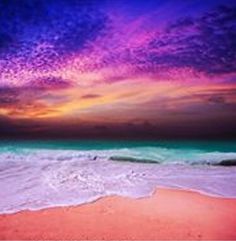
xmin=0 ymin=147 xmax=236 ymax=214
xmin=3 ymin=145 xmax=236 ymax=164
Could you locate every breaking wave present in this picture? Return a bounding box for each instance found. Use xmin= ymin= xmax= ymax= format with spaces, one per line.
xmin=0 ymin=142 xmax=236 ymax=214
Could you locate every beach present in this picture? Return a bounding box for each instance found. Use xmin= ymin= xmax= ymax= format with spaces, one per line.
xmin=1 ymin=142 xmax=236 ymax=215
xmin=1 ymin=141 xmax=236 ymax=240
xmin=1 ymin=0 xmax=236 ymax=239
xmin=1 ymin=188 xmax=236 ymax=240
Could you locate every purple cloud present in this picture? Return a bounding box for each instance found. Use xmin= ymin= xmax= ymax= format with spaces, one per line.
xmin=81 ymin=94 xmax=102 ymax=99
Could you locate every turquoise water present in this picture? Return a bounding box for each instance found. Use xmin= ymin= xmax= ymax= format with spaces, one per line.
xmin=0 ymin=139 xmax=236 ymax=164
xmin=0 ymin=139 xmax=236 ymax=213
xmin=1 ymin=139 xmax=236 ymax=153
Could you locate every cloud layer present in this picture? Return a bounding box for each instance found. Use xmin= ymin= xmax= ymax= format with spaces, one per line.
xmin=0 ymin=0 xmax=235 ymax=138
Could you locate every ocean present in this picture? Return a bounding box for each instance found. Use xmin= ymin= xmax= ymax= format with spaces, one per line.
xmin=0 ymin=139 xmax=236 ymax=213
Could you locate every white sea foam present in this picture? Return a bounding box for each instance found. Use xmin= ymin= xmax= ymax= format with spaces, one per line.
xmin=0 ymin=148 xmax=236 ymax=214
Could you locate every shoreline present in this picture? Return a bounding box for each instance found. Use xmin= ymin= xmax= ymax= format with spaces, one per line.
xmin=1 ymin=185 xmax=236 ymax=216
xmin=1 ymin=188 xmax=236 ymax=240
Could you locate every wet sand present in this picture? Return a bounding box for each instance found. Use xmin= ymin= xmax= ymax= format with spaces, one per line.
xmin=0 ymin=188 xmax=236 ymax=240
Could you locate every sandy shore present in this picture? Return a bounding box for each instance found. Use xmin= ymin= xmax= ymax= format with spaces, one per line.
xmin=0 ymin=188 xmax=236 ymax=240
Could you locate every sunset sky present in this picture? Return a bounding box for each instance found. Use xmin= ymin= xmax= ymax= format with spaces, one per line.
xmin=0 ymin=0 xmax=236 ymax=138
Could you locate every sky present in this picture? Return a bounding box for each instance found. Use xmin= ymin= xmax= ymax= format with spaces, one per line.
xmin=0 ymin=0 xmax=236 ymax=139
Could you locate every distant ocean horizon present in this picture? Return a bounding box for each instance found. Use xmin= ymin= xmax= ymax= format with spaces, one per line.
xmin=0 ymin=139 xmax=236 ymax=214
